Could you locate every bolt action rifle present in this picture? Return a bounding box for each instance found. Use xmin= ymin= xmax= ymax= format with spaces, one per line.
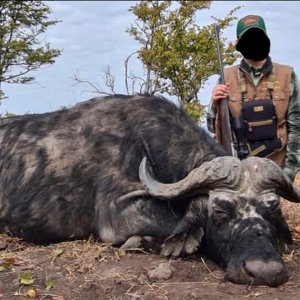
xmin=214 ymin=24 xmax=249 ymax=159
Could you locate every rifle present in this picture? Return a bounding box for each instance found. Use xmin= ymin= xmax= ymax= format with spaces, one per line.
xmin=214 ymin=24 xmax=249 ymax=159
xmin=214 ymin=24 xmax=235 ymax=156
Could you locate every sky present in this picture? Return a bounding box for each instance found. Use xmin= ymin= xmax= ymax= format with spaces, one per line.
xmin=1 ymin=1 xmax=300 ymax=116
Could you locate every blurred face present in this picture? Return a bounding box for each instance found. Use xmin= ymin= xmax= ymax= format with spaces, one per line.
xmin=236 ymin=28 xmax=270 ymax=61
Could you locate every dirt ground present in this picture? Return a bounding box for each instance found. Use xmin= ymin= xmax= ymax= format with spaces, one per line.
xmin=0 ymin=201 xmax=300 ymax=300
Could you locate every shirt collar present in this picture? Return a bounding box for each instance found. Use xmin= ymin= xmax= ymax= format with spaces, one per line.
xmin=240 ymin=56 xmax=273 ymax=76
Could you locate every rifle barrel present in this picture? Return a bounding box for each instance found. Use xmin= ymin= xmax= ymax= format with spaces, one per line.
xmin=214 ymin=24 xmax=235 ymax=156
xmin=214 ymin=24 xmax=225 ymax=84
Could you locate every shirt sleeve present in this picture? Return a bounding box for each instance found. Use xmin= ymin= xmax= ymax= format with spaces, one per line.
xmin=283 ymin=70 xmax=300 ymax=181
xmin=206 ymin=99 xmax=217 ymax=133
xmin=206 ymin=78 xmax=221 ymax=133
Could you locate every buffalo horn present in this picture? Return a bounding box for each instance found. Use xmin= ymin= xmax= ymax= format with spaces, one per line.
xmin=242 ymin=157 xmax=300 ymax=203
xmin=139 ymin=156 xmax=243 ymax=200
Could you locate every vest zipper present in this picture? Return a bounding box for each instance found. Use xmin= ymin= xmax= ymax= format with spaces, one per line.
xmin=247 ymin=119 xmax=274 ymax=132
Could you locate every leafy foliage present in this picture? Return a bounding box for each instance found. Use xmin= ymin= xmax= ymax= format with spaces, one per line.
xmin=127 ymin=0 xmax=240 ymax=122
xmin=0 ymin=0 xmax=61 ymax=99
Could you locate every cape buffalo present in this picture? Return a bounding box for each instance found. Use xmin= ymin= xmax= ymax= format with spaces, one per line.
xmin=0 ymin=94 xmax=299 ymax=286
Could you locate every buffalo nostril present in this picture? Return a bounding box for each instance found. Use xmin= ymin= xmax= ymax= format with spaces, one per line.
xmin=264 ymin=261 xmax=285 ymax=277
xmin=245 ymin=260 xmax=286 ymax=283
xmin=256 ymin=231 xmax=263 ymax=237
xmin=244 ymin=260 xmax=266 ymax=278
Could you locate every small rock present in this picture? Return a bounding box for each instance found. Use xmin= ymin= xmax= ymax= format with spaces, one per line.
xmin=147 ymin=262 xmax=174 ymax=281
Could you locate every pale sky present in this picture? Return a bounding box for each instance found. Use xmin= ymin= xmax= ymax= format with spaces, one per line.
xmin=1 ymin=1 xmax=299 ymax=115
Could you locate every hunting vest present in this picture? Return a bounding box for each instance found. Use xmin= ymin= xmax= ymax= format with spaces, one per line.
xmin=220 ymin=62 xmax=292 ymax=167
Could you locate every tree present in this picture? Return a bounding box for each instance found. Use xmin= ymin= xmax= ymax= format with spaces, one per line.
xmin=74 ymin=65 xmax=117 ymax=96
xmin=127 ymin=0 xmax=240 ymax=122
xmin=0 ymin=0 xmax=61 ymax=100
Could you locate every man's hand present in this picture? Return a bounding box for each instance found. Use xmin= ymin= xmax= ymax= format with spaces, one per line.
xmin=212 ymin=84 xmax=230 ymax=105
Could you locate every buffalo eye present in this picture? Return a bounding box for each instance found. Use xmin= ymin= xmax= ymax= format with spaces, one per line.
xmin=213 ymin=209 xmax=230 ymax=221
xmin=258 ymin=194 xmax=280 ymax=215
xmin=210 ymin=195 xmax=237 ymax=225
xmin=266 ymin=198 xmax=280 ymax=208
xmin=211 ymin=202 xmax=236 ymax=224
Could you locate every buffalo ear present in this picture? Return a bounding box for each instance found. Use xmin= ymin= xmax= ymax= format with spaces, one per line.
xmin=277 ymin=218 xmax=293 ymax=246
xmin=277 ymin=187 xmax=300 ymax=203
xmin=270 ymin=210 xmax=293 ymax=252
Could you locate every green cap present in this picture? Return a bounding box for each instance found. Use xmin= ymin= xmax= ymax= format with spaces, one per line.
xmin=236 ymin=15 xmax=267 ymax=39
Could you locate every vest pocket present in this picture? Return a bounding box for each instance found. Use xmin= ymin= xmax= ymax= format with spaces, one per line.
xmin=273 ymin=91 xmax=286 ymax=101
xmin=247 ymin=139 xmax=282 ymax=157
xmin=245 ymin=118 xmax=277 ymax=141
xmin=242 ymin=100 xmax=278 ymax=142
xmin=272 ymin=91 xmax=287 ymax=123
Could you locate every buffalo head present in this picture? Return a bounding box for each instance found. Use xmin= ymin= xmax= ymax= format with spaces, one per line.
xmin=139 ymin=156 xmax=300 ymax=286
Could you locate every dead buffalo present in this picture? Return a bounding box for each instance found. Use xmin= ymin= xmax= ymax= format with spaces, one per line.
xmin=0 ymin=94 xmax=299 ymax=286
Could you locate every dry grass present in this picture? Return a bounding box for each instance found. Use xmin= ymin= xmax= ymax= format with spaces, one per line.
xmin=280 ymin=177 xmax=300 ymax=237
xmin=281 ymin=200 xmax=300 ymax=231
xmin=0 ymin=234 xmax=126 ymax=276
xmin=45 ymin=237 xmax=127 ymax=276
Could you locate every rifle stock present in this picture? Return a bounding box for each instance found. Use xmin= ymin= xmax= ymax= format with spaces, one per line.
xmin=214 ymin=24 xmax=235 ymax=157
xmin=218 ymin=98 xmax=234 ymax=155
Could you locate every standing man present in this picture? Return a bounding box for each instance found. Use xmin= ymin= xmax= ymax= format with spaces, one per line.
xmin=207 ymin=15 xmax=300 ymax=183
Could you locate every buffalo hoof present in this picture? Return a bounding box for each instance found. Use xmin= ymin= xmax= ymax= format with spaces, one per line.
xmin=161 ymin=227 xmax=204 ymax=257
xmin=120 ymin=235 xmax=163 ymax=253
xmin=120 ymin=235 xmax=143 ymax=249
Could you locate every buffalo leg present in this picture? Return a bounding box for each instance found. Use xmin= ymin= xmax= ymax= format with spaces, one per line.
xmin=161 ymin=195 xmax=208 ymax=257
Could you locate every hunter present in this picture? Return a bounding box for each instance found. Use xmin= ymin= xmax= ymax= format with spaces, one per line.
xmin=207 ymin=15 xmax=300 ymax=184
